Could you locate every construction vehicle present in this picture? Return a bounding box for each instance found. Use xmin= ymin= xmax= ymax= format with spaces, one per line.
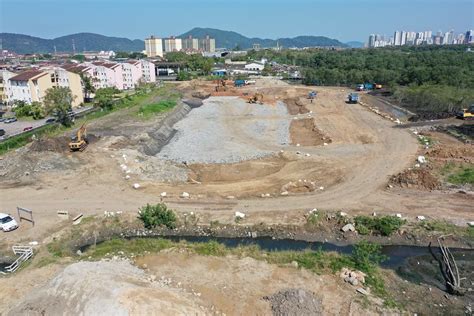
xmin=69 ymin=123 xmax=88 ymax=151
xmin=356 ymin=84 xmax=365 ymax=91
xmin=347 ymin=93 xmax=360 ymax=104
xmin=456 ymin=104 xmax=474 ymax=120
xmin=375 ymin=83 xmax=383 ymax=89
xmin=248 ymin=93 xmax=264 ymax=104
xmin=234 ymin=79 xmax=245 ymax=87
xmin=308 ymin=91 xmax=317 ymax=99
xmin=214 ymin=79 xmax=227 ymax=92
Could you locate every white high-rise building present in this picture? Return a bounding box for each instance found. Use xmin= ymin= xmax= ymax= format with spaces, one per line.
xmin=394 ymin=31 xmax=401 ymax=46
xmin=368 ymin=34 xmax=376 ymax=47
xmin=145 ymin=36 xmax=163 ymax=58
xmin=401 ymin=31 xmax=407 ymax=45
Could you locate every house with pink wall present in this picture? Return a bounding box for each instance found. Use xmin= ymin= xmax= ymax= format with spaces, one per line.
xmin=122 ymin=60 xmax=142 ymax=89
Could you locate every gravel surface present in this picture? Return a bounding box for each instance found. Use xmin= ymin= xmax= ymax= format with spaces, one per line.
xmin=157 ymin=97 xmax=290 ymax=164
xmin=264 ymin=288 xmax=322 ymax=316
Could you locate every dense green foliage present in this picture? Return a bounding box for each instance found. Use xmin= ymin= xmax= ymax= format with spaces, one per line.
xmin=115 ymin=51 xmax=146 ymax=59
xmin=94 ymin=87 xmax=120 ymax=110
xmin=138 ymin=203 xmax=177 ymax=229
xmin=13 ymin=101 xmax=45 ymax=119
xmin=393 ymin=85 xmax=474 ymax=115
xmin=43 ymin=87 xmax=75 ymax=126
xmin=248 ymin=46 xmax=474 ymax=88
xmin=165 ymin=52 xmax=215 ymax=74
xmin=176 ymin=71 xmax=192 ymax=81
xmin=354 ymin=216 xmax=406 ymax=236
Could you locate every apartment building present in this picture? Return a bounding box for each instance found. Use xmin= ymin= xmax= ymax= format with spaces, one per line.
xmin=182 ymin=36 xmax=199 ymax=52
xmin=122 ymin=60 xmax=142 ymax=90
xmin=89 ymin=62 xmax=124 ymax=90
xmin=2 ymin=68 xmax=84 ymax=107
xmin=0 ymin=70 xmax=16 ymax=104
xmin=163 ymin=37 xmax=183 ymax=52
xmin=145 ymin=35 xmax=164 ymax=58
xmin=199 ymin=36 xmax=216 ymax=53
xmin=140 ymin=59 xmax=156 ymax=83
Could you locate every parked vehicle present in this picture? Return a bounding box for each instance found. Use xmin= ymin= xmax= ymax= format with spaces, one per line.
xmin=45 ymin=117 xmax=56 ymax=124
xmin=4 ymin=117 xmax=17 ymax=123
xmin=356 ymin=84 xmax=365 ymax=91
xmin=348 ymin=93 xmax=360 ymax=104
xmin=0 ymin=129 xmax=5 ymax=136
xmin=0 ymin=117 xmax=6 ymax=123
xmin=0 ymin=213 xmax=19 ymax=232
xmin=23 ymin=126 xmax=33 ymax=131
xmin=234 ymin=79 xmax=245 ymax=87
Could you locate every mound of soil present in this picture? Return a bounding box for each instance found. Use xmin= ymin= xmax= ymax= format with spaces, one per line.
xmin=390 ymin=168 xmax=440 ymax=190
xmin=284 ymin=98 xmax=310 ymax=115
xmin=290 ymin=118 xmax=331 ymax=146
xmin=427 ymin=145 xmax=474 ymax=163
xmin=29 ymin=136 xmax=70 ymax=153
xmin=281 ymin=180 xmax=317 ymax=193
xmin=264 ymin=288 xmax=322 ymax=316
xmin=191 ymin=91 xmax=211 ymax=99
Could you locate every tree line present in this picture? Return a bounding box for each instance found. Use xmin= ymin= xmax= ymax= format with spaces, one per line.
xmin=247 ymin=46 xmax=474 ymax=88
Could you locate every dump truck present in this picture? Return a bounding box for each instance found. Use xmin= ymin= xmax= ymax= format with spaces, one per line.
xmin=234 ymin=79 xmax=245 ymax=87
xmin=69 ymin=123 xmax=88 ymax=151
xmin=348 ymin=93 xmax=360 ymax=104
xmin=457 ymin=104 xmax=474 ymax=120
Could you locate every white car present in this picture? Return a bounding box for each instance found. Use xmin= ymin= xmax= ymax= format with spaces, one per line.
xmin=0 ymin=213 xmax=19 ymax=232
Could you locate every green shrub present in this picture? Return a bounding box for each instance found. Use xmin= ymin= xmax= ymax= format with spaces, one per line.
xmin=354 ymin=215 xmax=405 ymax=236
xmin=138 ymin=99 xmax=176 ymax=118
xmin=138 ymin=203 xmax=177 ymax=229
xmin=352 ymin=241 xmax=387 ymax=273
xmin=447 ymin=167 xmax=474 ymax=184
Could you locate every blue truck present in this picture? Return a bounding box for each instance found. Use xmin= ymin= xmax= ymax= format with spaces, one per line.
xmin=348 ymin=93 xmax=360 ymax=104
xmin=234 ymin=79 xmax=245 ymax=87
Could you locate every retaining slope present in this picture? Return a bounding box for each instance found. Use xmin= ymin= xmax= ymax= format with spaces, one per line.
xmin=142 ymin=99 xmax=202 ymax=156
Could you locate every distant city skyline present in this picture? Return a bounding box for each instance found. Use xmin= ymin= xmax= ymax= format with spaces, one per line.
xmin=0 ymin=0 xmax=473 ymax=42
xmin=367 ymin=29 xmax=473 ymax=47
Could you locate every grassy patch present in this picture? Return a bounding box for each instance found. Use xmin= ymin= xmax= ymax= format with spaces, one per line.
xmin=416 ymin=220 xmax=474 ymax=239
xmin=137 ymin=99 xmax=176 ymax=119
xmin=354 ymin=216 xmax=406 ymax=236
xmin=86 ymin=238 xmax=173 ymax=259
xmin=447 ymin=167 xmax=474 ymax=185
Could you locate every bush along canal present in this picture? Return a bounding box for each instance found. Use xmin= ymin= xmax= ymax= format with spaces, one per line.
xmin=77 ymin=235 xmax=473 ymax=294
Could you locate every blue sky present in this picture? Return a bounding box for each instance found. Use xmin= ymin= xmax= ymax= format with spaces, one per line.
xmin=0 ymin=0 xmax=472 ymax=42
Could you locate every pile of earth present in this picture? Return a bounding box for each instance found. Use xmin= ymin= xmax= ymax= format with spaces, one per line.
xmin=427 ymin=145 xmax=474 ymax=163
xmin=290 ymin=118 xmax=332 ymax=146
xmin=263 ymin=288 xmax=322 ymax=316
xmin=29 ymin=136 xmax=70 ymax=153
xmin=408 ymin=111 xmax=455 ymax=122
xmin=284 ymin=97 xmax=310 ymax=115
xmin=390 ymin=168 xmax=440 ymax=190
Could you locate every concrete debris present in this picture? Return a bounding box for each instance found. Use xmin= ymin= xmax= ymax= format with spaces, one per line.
xmin=291 ymin=261 xmax=299 ymax=268
xmin=132 ymin=183 xmax=141 ymax=189
xmin=340 ymin=268 xmax=366 ymax=286
xmin=181 ymin=192 xmax=190 ymax=198
xmin=339 ymin=212 xmax=347 ymax=217
xmin=29 ymin=241 xmax=39 ymax=246
xmin=414 ymin=163 xmax=420 ymax=168
xmin=468 ymin=222 xmax=474 ymax=227
xmin=296 ymin=143 xmax=301 ymax=147
xmin=396 ymin=213 xmax=402 ymax=218
xmin=417 ymin=156 xmax=427 ymax=164
xmin=280 ymin=191 xmax=289 ymax=196
xmin=160 ymin=192 xmax=167 ymax=197
xmin=226 ymin=195 xmax=235 ymax=199
xmin=125 ymin=175 xmax=130 ymax=180
xmin=341 ymin=223 xmax=356 ymax=232
xmin=356 ymin=288 xmax=370 ymax=296
xmin=305 ymin=153 xmax=311 ymax=157
xmin=319 ymin=186 xmax=324 ymax=190
xmin=323 ymin=143 xmax=328 ymax=146
xmin=416 ymin=215 xmax=426 ymax=221
xmin=235 ymin=211 xmax=246 ymax=219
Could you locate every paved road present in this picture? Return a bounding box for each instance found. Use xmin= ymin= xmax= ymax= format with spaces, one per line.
xmin=0 ymin=106 xmax=94 ymax=139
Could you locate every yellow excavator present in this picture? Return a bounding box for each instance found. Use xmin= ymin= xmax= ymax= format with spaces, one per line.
xmin=69 ymin=123 xmax=88 ymax=151
xmin=248 ymin=93 xmax=264 ymax=104
xmin=457 ymin=104 xmax=474 ymax=120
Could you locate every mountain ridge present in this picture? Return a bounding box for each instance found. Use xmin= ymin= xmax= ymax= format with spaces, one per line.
xmin=1 ymin=28 xmax=348 ymax=54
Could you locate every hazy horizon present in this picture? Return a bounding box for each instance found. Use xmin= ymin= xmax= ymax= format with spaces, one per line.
xmin=1 ymin=0 xmax=473 ymax=42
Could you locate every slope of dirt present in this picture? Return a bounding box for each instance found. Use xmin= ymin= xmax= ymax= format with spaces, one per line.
xmin=390 ymin=168 xmax=441 ymax=190
xmin=284 ymin=97 xmax=310 ymax=115
xmin=290 ymin=118 xmax=332 ymax=146
xmin=7 ymin=260 xmax=205 ymax=315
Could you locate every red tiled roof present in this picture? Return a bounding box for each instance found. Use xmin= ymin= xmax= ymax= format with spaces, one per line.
xmin=9 ymin=70 xmax=47 ymax=81
xmin=63 ymin=64 xmax=89 ymax=74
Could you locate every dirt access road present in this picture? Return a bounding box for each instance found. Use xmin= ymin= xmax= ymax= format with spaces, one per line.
xmin=0 ymin=79 xmax=472 ymax=244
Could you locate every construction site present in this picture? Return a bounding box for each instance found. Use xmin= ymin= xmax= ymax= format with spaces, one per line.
xmin=0 ymin=77 xmax=473 ymax=315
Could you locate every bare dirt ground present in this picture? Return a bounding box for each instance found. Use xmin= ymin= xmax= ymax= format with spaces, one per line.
xmin=0 ymin=79 xmax=472 ymax=245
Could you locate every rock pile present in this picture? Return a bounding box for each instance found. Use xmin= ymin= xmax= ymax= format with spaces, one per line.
xmin=340 ymin=268 xmax=366 ymax=286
